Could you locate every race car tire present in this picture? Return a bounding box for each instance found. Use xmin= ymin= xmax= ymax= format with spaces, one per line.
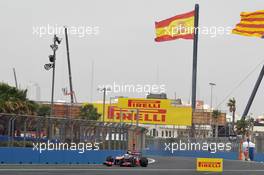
xmin=106 ymin=156 xmax=114 ymax=162
xmin=140 ymin=157 xmax=148 ymax=167
xmin=105 ymin=162 xmax=112 ymax=167
xmin=119 ymin=159 xmax=124 ymax=166
xmin=129 ymin=157 xmax=136 ymax=167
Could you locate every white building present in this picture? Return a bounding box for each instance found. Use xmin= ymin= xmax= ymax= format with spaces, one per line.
xmin=26 ymin=82 xmax=41 ymax=101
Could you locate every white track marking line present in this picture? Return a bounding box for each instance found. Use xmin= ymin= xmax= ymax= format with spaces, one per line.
xmin=0 ymin=169 xmax=264 ymax=172
xmin=147 ymin=158 xmax=155 ymax=164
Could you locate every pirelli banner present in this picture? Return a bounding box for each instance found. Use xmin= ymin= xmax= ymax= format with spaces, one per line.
xmin=196 ymin=158 xmax=223 ymax=172
xmin=93 ymin=98 xmax=192 ymax=126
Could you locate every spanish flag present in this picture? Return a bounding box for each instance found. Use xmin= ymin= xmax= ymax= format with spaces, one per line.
xmin=155 ymin=10 xmax=195 ymax=42
xmin=232 ymin=10 xmax=264 ymax=38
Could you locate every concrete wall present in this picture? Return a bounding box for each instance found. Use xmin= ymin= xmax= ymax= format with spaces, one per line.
xmin=144 ymin=150 xmax=264 ymax=162
xmin=0 ymin=148 xmax=124 ymax=164
xmin=0 ymin=147 xmax=263 ymax=164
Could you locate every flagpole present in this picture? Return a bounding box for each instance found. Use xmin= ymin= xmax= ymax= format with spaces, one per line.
xmin=191 ymin=4 xmax=199 ymax=137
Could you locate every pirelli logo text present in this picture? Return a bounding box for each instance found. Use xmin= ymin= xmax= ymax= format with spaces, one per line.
xmin=95 ymin=98 xmax=192 ymax=125
xmin=113 ymin=99 xmax=167 ymax=124
xmin=127 ymin=100 xmax=161 ymax=109
xmin=198 ymin=161 xmax=221 ymax=168
xmin=196 ymin=158 xmax=223 ymax=172
xmin=108 ymin=106 xmax=166 ymax=123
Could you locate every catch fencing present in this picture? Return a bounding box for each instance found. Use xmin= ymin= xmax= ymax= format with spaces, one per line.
xmin=0 ymin=113 xmax=147 ymax=151
xmin=253 ymin=135 xmax=264 ymax=153
xmin=145 ymin=136 xmax=241 ymax=152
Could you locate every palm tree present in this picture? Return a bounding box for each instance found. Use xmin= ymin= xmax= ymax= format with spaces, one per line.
xmin=227 ymin=98 xmax=236 ymax=132
xmin=0 ymin=83 xmax=38 ymax=135
xmin=212 ymin=110 xmax=221 ymax=138
xmin=0 ymin=83 xmax=37 ymax=114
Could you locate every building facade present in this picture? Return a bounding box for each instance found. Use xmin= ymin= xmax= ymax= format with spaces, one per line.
xmin=49 ymin=97 xmax=227 ymax=138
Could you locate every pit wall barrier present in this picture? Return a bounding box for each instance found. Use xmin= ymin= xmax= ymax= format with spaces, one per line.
xmin=0 ymin=147 xmax=124 ymax=164
xmin=143 ymin=150 xmax=264 ymax=162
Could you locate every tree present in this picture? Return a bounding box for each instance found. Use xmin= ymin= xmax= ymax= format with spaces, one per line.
xmin=236 ymin=117 xmax=254 ymax=136
xmin=0 ymin=83 xmax=39 ymax=136
xmin=227 ymin=97 xmax=236 ymax=132
xmin=0 ymin=83 xmax=37 ymax=114
xmin=36 ymin=104 xmax=51 ymax=116
xmin=212 ymin=110 xmax=221 ymax=138
xmin=79 ymin=103 xmax=101 ymax=121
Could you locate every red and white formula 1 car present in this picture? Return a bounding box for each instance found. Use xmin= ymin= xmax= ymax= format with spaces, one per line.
xmin=103 ymin=151 xmax=148 ymax=167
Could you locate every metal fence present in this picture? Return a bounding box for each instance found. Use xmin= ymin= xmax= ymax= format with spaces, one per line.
xmin=1 ymin=113 xmax=264 ymax=154
xmin=0 ymin=113 xmax=147 ymax=151
xmin=145 ymin=136 xmax=241 ymax=152
xmin=253 ymin=135 xmax=264 ymax=153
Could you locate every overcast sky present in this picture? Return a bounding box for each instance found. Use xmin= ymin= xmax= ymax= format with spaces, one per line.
xmin=1 ymin=0 xmax=264 ymax=117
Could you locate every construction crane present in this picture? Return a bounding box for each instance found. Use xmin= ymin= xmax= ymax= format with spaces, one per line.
xmin=62 ymin=87 xmax=77 ymax=103
xmin=64 ymin=26 xmax=76 ymax=104
xmin=242 ymin=65 xmax=264 ymax=120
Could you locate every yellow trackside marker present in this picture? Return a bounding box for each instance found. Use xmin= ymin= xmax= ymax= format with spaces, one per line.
xmin=196 ymin=158 xmax=223 ymax=172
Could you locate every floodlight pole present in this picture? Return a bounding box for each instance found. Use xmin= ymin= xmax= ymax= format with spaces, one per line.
xmin=98 ymin=87 xmax=110 ymax=123
xmin=191 ymin=4 xmax=199 ymax=137
xmin=136 ymin=109 xmax=139 ymax=127
xmin=47 ymin=34 xmax=61 ymax=139
xmin=48 ymin=35 xmax=57 ymax=140
xmin=102 ymin=88 xmax=106 ymax=123
xmin=50 ymin=35 xmax=57 ymax=117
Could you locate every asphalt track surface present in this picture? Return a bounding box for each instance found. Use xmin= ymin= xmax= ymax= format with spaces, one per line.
xmin=0 ymin=156 xmax=264 ymax=175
